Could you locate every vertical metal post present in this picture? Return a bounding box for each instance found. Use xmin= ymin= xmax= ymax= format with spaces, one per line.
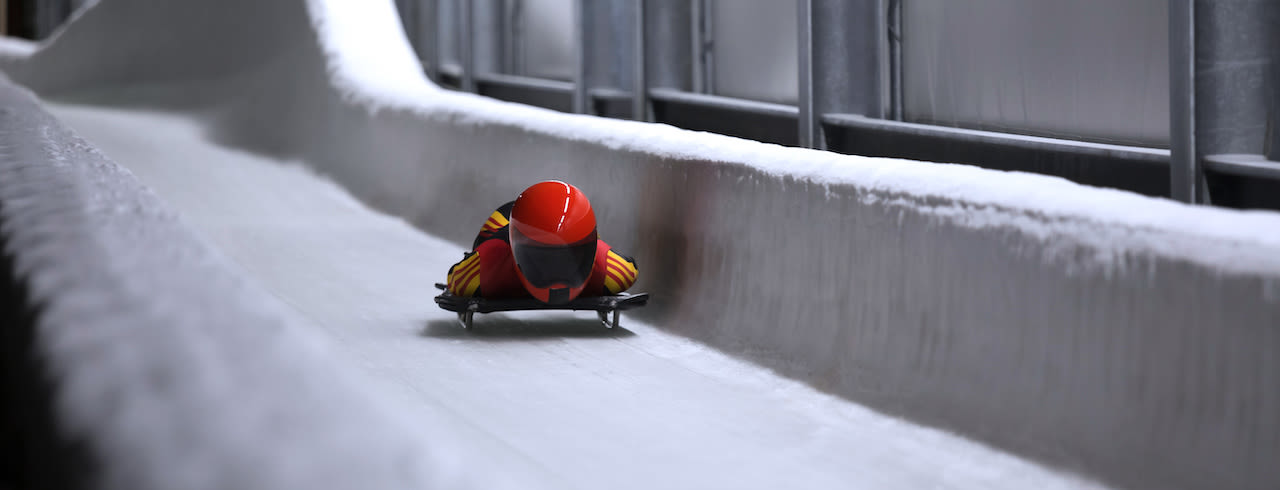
xmin=887 ymin=0 xmax=903 ymax=121
xmin=573 ymin=0 xmax=590 ymax=114
xmin=422 ymin=0 xmax=440 ymax=82
xmin=500 ymin=0 xmax=518 ymax=74
xmin=1271 ymin=16 xmax=1280 ymax=163
xmin=808 ymin=0 xmax=883 ymax=137
xmin=647 ymin=0 xmax=693 ymax=92
xmin=1271 ymin=2 xmax=1280 ymax=162
xmin=690 ymin=0 xmax=703 ymax=93
xmin=1198 ymin=0 xmax=1277 ymax=161
xmin=473 ymin=0 xmax=504 ymax=75
xmin=808 ymin=0 xmax=889 ymax=148
xmin=691 ymin=0 xmax=713 ymax=94
xmin=461 ymin=0 xmax=477 ymax=92
xmin=798 ymin=0 xmax=817 ymax=148
xmin=1190 ymin=0 xmax=1278 ymax=202
xmin=633 ymin=0 xmax=650 ymax=121
xmin=701 ymin=0 xmax=714 ymax=95
xmin=1169 ymin=0 xmax=1198 ymax=203
xmin=1271 ymin=55 xmax=1280 ymax=162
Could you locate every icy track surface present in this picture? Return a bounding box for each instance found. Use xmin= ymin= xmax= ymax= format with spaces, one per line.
xmin=47 ymin=101 xmax=1103 ymax=489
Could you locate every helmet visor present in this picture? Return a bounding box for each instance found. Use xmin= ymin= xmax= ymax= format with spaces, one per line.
xmin=510 ymin=228 xmax=597 ymax=289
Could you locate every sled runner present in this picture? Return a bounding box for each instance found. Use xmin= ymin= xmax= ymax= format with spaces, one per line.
xmin=434 ymin=283 xmax=649 ymax=329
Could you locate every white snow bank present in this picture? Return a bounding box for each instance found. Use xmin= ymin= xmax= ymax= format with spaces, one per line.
xmin=0 ymin=76 xmax=504 ymax=490
xmin=304 ymin=0 xmax=440 ymax=106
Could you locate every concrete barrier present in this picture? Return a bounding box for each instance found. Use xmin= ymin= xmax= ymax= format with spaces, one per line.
xmin=3 ymin=0 xmax=1279 ymax=488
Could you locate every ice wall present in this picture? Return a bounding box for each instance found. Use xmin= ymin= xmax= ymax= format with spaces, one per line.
xmin=0 ymin=76 xmax=504 ymax=490
xmin=3 ymin=0 xmax=1279 ymax=489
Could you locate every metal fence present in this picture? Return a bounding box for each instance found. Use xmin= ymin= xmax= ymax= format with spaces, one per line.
xmin=11 ymin=0 xmax=1278 ymax=209
xmin=398 ymin=0 xmax=1280 ymax=211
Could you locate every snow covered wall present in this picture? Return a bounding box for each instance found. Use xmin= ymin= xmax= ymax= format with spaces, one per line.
xmin=0 ymin=76 xmax=509 ymax=490
xmin=2 ymin=0 xmax=1279 ymax=489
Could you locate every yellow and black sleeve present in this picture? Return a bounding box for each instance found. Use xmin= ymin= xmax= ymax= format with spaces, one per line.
xmin=602 ymin=250 xmax=639 ymax=295
xmin=446 ymin=252 xmax=482 ymax=297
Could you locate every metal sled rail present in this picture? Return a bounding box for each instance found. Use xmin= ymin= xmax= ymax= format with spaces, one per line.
xmin=434 ymin=283 xmax=649 ymax=329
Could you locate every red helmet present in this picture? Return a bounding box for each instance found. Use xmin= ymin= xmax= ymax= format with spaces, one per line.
xmin=509 ymin=181 xmax=598 ymax=304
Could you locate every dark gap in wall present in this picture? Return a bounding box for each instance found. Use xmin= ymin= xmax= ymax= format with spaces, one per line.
xmin=591 ymin=94 xmax=634 ymax=120
xmin=477 ymin=80 xmax=573 ymax=114
xmin=824 ymin=123 xmax=1172 ymax=200
xmin=653 ymin=99 xmax=798 ymax=147
xmin=1206 ymin=171 xmax=1280 ymax=211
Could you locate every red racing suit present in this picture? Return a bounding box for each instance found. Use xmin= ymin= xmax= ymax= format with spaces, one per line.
xmin=446 ymin=202 xmax=639 ymax=298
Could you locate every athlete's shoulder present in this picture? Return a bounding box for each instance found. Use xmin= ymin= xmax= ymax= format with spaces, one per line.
xmin=484 ymin=201 xmax=515 ymax=230
xmin=495 ymin=200 xmax=514 ymax=218
xmin=474 ymin=201 xmax=516 ymax=249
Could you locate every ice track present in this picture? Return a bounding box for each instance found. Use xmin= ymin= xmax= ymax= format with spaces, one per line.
xmin=46 ymin=102 xmax=1103 ymax=490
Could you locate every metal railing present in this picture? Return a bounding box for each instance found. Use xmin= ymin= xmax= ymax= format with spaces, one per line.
xmin=403 ymin=0 xmax=1280 ymax=210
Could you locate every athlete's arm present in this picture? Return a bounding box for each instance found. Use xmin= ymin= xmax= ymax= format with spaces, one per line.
xmin=446 ymin=251 xmax=482 ymax=296
xmin=601 ymin=250 xmax=638 ymax=295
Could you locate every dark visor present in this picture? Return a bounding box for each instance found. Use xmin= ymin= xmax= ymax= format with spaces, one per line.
xmin=510 ymin=228 xmax=597 ymax=289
